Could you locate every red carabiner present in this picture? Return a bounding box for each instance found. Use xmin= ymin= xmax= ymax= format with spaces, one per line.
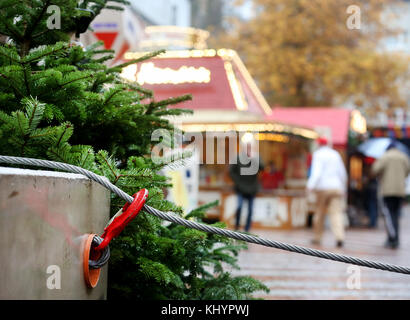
xmin=95 ymin=189 xmax=148 ymax=251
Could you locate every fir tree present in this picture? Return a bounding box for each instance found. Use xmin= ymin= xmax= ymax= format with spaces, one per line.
xmin=0 ymin=0 xmax=269 ymax=299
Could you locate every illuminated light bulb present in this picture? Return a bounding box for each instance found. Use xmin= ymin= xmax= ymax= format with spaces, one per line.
xmin=350 ymin=110 xmax=367 ymax=134
xmin=136 ymin=62 xmax=211 ymax=85
xmin=120 ymin=64 xmax=137 ymax=82
xmin=241 ymin=132 xmax=254 ymax=144
xmin=224 ymin=62 xmax=248 ymax=111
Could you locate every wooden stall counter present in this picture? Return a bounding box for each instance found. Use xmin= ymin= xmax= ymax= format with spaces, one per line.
xmin=199 ymin=186 xmax=308 ymax=230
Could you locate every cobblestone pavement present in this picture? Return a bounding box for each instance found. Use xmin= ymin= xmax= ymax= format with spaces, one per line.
xmin=229 ymin=206 xmax=410 ymax=300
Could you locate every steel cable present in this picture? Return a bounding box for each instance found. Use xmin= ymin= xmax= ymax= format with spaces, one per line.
xmin=1 ymin=155 xmax=410 ymax=275
xmin=89 ymin=235 xmax=110 ymax=269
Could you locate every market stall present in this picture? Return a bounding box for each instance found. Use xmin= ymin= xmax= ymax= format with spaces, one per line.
xmin=120 ymin=47 xmax=319 ymax=229
xmin=179 ymin=122 xmax=316 ymax=229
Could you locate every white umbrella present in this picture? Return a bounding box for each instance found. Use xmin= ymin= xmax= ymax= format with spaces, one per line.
xmin=357 ymin=137 xmax=410 ymax=159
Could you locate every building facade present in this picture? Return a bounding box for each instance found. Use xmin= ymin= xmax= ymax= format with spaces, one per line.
xmin=130 ymin=0 xmax=191 ymax=27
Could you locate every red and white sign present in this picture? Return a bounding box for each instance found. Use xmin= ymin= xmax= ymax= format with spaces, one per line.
xmin=80 ymin=6 xmax=147 ymax=65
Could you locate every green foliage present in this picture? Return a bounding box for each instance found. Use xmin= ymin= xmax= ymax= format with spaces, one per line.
xmin=0 ymin=0 xmax=269 ymax=299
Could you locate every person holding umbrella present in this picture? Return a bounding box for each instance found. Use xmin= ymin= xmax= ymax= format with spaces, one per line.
xmin=371 ymin=141 xmax=410 ymax=249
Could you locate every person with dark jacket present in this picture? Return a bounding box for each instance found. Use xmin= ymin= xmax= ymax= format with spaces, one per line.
xmin=364 ymin=175 xmax=379 ymax=228
xmin=229 ymin=145 xmax=264 ymax=232
xmin=372 ymin=142 xmax=410 ymax=249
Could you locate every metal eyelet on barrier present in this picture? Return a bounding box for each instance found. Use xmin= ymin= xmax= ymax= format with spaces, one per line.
xmin=89 ymin=235 xmax=110 ymax=269
xmin=83 ymin=234 xmax=103 ymax=288
xmin=82 ymin=190 xmax=148 ymax=288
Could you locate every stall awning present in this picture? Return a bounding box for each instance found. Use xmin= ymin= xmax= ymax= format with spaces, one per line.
xmin=121 ymin=49 xmax=272 ymax=117
xmin=265 ymin=107 xmax=353 ymax=147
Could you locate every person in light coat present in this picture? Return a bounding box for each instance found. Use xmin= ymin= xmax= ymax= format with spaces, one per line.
xmin=307 ymin=137 xmax=348 ymax=248
xmin=371 ymin=141 xmax=410 ymax=249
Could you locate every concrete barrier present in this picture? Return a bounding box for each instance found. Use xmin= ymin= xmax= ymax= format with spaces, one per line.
xmin=0 ymin=166 xmax=110 ymax=299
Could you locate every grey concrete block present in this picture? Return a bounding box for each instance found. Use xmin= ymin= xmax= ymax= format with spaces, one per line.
xmin=0 ymin=167 xmax=110 ymax=299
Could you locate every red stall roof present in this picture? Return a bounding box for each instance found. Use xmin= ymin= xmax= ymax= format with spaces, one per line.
xmin=121 ymin=49 xmax=272 ymax=117
xmin=265 ymin=107 xmax=352 ymax=147
xmin=120 ymin=51 xmax=365 ymax=145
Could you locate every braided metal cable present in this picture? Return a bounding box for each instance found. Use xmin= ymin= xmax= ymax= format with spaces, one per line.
xmin=1 ymin=155 xmax=410 ymax=275
xmin=89 ymin=235 xmax=110 ymax=269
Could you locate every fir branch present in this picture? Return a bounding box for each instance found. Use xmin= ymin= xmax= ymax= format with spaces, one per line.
xmin=32 ymin=28 xmax=51 ymax=39
xmin=107 ymin=49 xmax=166 ymax=73
xmin=144 ymin=94 xmax=192 ymax=115
xmin=0 ymin=71 xmax=25 ymax=97
xmin=127 ymin=83 xmax=153 ymax=97
xmin=15 ymin=111 xmax=27 ymax=137
xmin=0 ymin=45 xmax=21 ymax=64
xmin=55 ymin=123 xmax=72 ymax=147
xmin=92 ymin=54 xmax=115 ymax=64
xmin=0 ymin=18 xmax=24 ymax=41
xmin=103 ymin=87 xmax=125 ymax=106
xmin=58 ymin=73 xmax=93 ymax=88
xmin=22 ymin=42 xmax=69 ymax=64
xmin=25 ymin=97 xmax=44 ymax=131
xmin=99 ymin=152 xmax=119 ymax=182
xmin=89 ymin=72 xmax=108 ymax=92
xmin=79 ymin=147 xmax=93 ymax=168
xmin=113 ymin=172 xmax=154 ymax=185
xmin=47 ymin=147 xmax=68 ymax=163
xmin=24 ymin=0 xmax=51 ymax=40
xmin=185 ymin=201 xmax=219 ymax=219
xmin=14 ymin=111 xmax=28 ymax=155
xmin=29 ymin=130 xmax=52 ymax=139
xmin=22 ymin=64 xmax=31 ymax=95
xmin=84 ymin=40 xmax=105 ymax=52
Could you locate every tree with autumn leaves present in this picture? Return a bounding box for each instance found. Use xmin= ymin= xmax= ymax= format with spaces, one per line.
xmin=216 ymin=0 xmax=410 ymax=118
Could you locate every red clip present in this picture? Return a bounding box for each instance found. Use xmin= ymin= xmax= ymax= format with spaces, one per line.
xmin=95 ymin=189 xmax=148 ymax=251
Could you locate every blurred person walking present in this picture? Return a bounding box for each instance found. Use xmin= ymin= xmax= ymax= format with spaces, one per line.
xmin=229 ymin=143 xmax=264 ymax=232
xmin=365 ymin=175 xmax=379 ymax=228
xmin=307 ymin=137 xmax=348 ymax=248
xmin=371 ymin=141 xmax=410 ymax=249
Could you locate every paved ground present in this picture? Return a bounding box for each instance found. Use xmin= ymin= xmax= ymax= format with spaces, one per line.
xmin=229 ymin=206 xmax=410 ymax=300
